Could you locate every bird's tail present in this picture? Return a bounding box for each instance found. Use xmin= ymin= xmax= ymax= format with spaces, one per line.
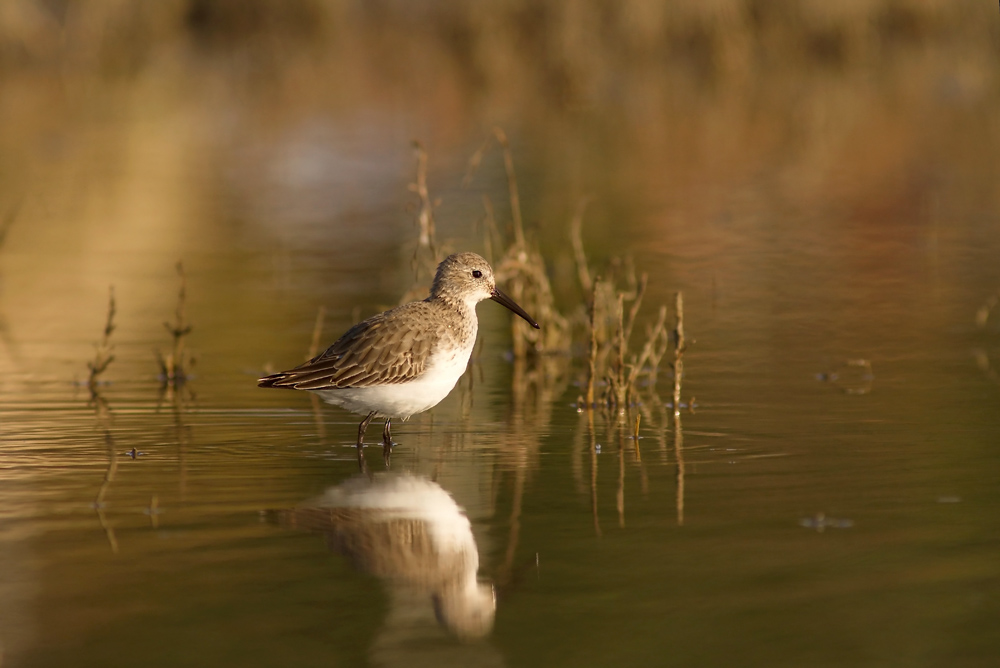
xmin=258 ymin=372 xmax=295 ymax=389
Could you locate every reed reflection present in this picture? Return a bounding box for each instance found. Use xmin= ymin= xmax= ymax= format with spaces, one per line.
xmin=972 ymin=292 xmax=1000 ymax=385
xmin=573 ymin=289 xmax=690 ymax=532
xmin=276 ymin=472 xmax=496 ymax=642
xmin=90 ymin=390 xmax=120 ymax=554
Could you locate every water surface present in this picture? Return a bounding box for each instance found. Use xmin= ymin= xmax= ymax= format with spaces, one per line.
xmin=2 ymin=4 xmax=1000 ymax=666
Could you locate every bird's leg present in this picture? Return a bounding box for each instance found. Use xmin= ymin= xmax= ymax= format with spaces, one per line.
xmin=357 ymin=411 xmax=377 ymax=448
xmin=355 ymin=411 xmax=378 ymax=474
xmin=382 ymin=419 xmax=393 ymax=468
xmin=356 ymin=443 xmax=369 ymax=475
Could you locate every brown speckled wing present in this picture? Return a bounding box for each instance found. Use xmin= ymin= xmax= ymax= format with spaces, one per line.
xmin=259 ymin=302 xmax=439 ymax=390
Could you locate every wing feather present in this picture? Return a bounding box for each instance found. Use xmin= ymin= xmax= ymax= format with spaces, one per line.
xmin=258 ymin=301 xmax=446 ymax=390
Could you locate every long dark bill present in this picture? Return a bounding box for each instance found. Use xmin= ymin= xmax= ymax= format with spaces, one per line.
xmin=490 ymin=288 xmax=541 ymax=329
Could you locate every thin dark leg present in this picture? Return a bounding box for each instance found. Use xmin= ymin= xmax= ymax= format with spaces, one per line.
xmin=382 ymin=419 xmax=393 ymax=468
xmin=356 ymin=443 xmax=368 ymax=474
xmin=357 ymin=411 xmax=377 ymax=447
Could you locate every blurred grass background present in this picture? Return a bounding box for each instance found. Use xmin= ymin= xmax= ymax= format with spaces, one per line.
xmin=0 ymin=0 xmax=998 ymax=371
xmin=2 ymin=0 xmax=997 ymax=225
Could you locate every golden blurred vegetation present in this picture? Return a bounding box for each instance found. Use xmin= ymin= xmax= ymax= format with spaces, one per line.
xmin=1 ymin=1 xmax=997 ymax=355
xmin=3 ymin=0 xmax=996 ymax=210
xmin=2 ymin=1 xmax=995 ymax=93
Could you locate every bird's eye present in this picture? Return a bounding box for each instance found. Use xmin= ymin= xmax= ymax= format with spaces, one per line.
xmin=472 ymin=270 xmax=483 ymax=279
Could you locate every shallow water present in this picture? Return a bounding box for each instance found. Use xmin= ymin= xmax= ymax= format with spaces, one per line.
xmin=4 ymin=201 xmax=1000 ymax=667
xmin=3 ymin=5 xmax=1000 ymax=667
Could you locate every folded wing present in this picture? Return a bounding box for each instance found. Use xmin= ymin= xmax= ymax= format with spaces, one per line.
xmin=258 ymin=302 xmax=437 ymax=390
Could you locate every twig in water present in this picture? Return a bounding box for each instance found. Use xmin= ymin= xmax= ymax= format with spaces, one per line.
xmin=584 ymin=279 xmax=600 ymax=408
xmin=671 ymin=292 xmax=686 ymax=418
xmin=572 ymin=208 xmax=672 ymax=413
xmin=156 ymin=262 xmax=194 ymax=387
xmin=674 ymin=404 xmax=685 ymax=527
xmin=622 ymin=273 xmax=648 ymax=348
xmin=626 ymin=305 xmax=670 ymax=393
xmin=616 ymin=425 xmax=626 ymax=528
xmin=598 ymin=274 xmax=662 ymax=413
xmin=95 ymin=428 xmax=120 ymax=553
xmin=610 ymin=293 xmax=627 ymax=411
xmin=87 ymin=287 xmax=116 ymax=392
xmin=644 ymin=307 xmax=672 ymax=390
xmin=632 ymin=412 xmax=642 ymax=462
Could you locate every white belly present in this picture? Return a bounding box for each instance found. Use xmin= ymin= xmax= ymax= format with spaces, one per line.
xmin=313 ymin=340 xmax=474 ymax=419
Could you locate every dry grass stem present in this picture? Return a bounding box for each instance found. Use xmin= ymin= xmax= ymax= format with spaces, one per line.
xmin=156 ymin=262 xmax=194 ymax=387
xmin=493 ymin=127 xmax=526 ymax=249
xmin=87 ymin=286 xmax=117 ymax=391
xmin=674 ymin=410 xmax=686 ymax=527
xmin=407 ymin=141 xmax=443 ymax=288
xmin=307 ymin=305 xmax=326 ymax=361
xmin=610 ymin=293 xmax=627 ymax=410
xmin=480 ymin=194 xmax=501 ymax=265
xmin=585 ymin=285 xmax=599 ymax=407
xmin=464 ymin=127 xmax=525 ymax=247
xmin=588 ymin=409 xmax=601 ymax=536
xmin=616 ymin=426 xmax=626 ymax=528
xmin=671 ymin=291 xmax=686 ymax=418
xmin=425 ymin=138 xmax=679 ymax=417
xmin=495 ymin=247 xmax=571 ymax=356
xmin=466 ymin=128 xmax=572 ymax=356
xmin=622 ymin=273 xmax=648 ymax=346
xmin=574 ymin=223 xmax=672 ymax=415
xmin=627 ymin=305 xmax=670 ymax=395
xmin=569 ymin=197 xmax=594 ymax=296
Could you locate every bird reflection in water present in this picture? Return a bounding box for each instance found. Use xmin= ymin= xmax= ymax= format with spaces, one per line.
xmin=276 ymin=473 xmax=496 ymax=642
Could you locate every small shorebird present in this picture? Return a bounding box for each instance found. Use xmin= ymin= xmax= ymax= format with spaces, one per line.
xmin=259 ymin=252 xmax=539 ymax=458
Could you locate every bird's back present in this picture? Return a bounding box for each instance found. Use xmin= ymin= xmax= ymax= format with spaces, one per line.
xmin=258 ymin=298 xmax=475 ymax=392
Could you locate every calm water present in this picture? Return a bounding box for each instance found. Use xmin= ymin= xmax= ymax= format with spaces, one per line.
xmin=3 ymin=5 xmax=1000 ymax=666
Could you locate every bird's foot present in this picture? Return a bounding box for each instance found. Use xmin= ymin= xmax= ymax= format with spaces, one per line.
xmin=382 ymin=441 xmax=393 ymax=468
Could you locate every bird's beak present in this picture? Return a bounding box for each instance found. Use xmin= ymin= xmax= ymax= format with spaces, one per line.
xmin=490 ymin=288 xmax=540 ymax=329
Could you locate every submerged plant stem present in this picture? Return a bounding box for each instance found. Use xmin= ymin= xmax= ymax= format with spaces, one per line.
xmin=87 ymin=286 xmax=116 ymax=391
xmin=672 ymin=291 xmax=685 ymax=418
